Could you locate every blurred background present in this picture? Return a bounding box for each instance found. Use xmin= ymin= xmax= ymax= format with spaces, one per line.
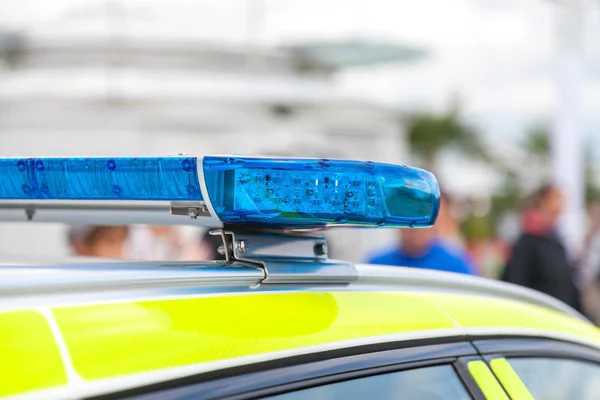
xmin=1 ymin=0 xmax=600 ymax=280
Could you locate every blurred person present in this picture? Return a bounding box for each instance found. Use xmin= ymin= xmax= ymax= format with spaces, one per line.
xmin=436 ymin=193 xmax=465 ymax=249
xmin=126 ymin=225 xmax=183 ymax=260
xmin=183 ymin=230 xmax=225 ymax=261
xmin=462 ymin=213 xmax=509 ymax=278
xmin=502 ymin=184 xmax=582 ymax=311
xmin=578 ymin=202 xmax=600 ymax=323
xmin=68 ymin=225 xmax=129 ymax=258
xmin=366 ymin=226 xmax=477 ymax=275
xmin=580 ymin=202 xmax=600 ymax=285
xmin=466 ymin=235 xmax=510 ymax=279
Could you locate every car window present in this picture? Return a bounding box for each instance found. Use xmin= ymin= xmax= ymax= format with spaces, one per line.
xmin=266 ymin=364 xmax=470 ymax=400
xmin=508 ymin=357 xmax=600 ymax=400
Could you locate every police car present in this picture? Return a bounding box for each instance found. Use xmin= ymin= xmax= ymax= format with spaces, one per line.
xmin=1 ymin=155 xmax=600 ymax=400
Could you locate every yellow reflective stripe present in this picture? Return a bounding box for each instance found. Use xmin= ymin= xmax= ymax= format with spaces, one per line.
xmin=53 ymin=292 xmax=454 ymax=380
xmin=424 ymin=293 xmax=600 ymax=341
xmin=0 ymin=310 xmax=67 ymax=397
xmin=468 ymin=360 xmax=509 ymax=400
xmin=490 ymin=358 xmax=534 ymax=400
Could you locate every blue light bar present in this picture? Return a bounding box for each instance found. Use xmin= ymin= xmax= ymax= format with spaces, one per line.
xmin=202 ymin=156 xmax=440 ymax=228
xmin=0 ymin=155 xmax=440 ymax=228
xmin=0 ymin=157 xmax=202 ymax=201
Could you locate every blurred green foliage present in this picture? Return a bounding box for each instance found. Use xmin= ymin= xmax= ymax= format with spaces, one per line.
xmin=519 ymin=123 xmax=600 ymax=205
xmin=522 ymin=123 xmax=551 ymax=160
xmin=406 ymin=103 xmax=491 ymax=169
xmin=462 ymin=214 xmax=494 ymax=241
xmin=405 ymin=107 xmax=600 ymax=241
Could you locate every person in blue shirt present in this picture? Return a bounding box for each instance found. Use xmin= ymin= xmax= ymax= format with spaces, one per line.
xmin=366 ymin=226 xmax=477 ymax=275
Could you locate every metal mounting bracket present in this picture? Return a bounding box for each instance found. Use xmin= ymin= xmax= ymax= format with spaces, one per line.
xmin=210 ymin=229 xmax=357 ymax=284
xmin=170 ymin=202 xmax=211 ymax=219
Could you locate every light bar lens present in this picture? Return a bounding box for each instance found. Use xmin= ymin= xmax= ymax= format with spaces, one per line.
xmin=203 ymin=156 xmax=440 ymax=227
xmin=0 ymin=157 xmax=202 ymax=201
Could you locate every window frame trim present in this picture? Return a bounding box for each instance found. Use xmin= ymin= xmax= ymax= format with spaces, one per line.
xmin=454 ymin=357 xmax=489 ymax=400
xmin=473 ymin=337 xmax=600 ymax=364
xmin=99 ymin=339 xmax=481 ymax=400
xmin=474 ymin=337 xmax=600 ymax=400
xmin=228 ymin=358 xmax=479 ymax=400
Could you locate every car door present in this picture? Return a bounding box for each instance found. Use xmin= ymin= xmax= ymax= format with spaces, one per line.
xmin=111 ymin=340 xmax=508 ymax=399
xmin=474 ymin=338 xmax=600 ymax=399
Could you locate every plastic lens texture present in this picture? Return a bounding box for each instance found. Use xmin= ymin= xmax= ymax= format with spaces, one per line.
xmin=203 ymin=156 xmax=440 ymax=228
xmin=0 ymin=157 xmax=203 ymax=201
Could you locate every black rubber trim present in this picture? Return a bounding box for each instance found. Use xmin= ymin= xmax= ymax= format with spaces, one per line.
xmin=226 ymin=358 xmax=458 ymax=400
xmin=88 ymin=336 xmax=475 ymax=400
xmin=128 ymin=345 xmax=473 ymax=400
xmin=454 ymin=357 xmax=487 ymax=400
xmin=472 ymin=337 xmax=600 ymax=363
xmin=481 ymin=353 xmax=509 ymax=364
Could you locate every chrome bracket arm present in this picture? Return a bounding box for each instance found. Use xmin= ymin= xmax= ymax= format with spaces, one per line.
xmin=209 ymin=228 xmax=357 ymax=284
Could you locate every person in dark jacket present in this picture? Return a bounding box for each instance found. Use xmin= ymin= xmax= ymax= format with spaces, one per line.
xmin=502 ymin=184 xmax=582 ymax=311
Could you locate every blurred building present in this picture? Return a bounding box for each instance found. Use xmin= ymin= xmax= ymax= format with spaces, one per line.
xmin=0 ymin=9 xmax=413 ymax=261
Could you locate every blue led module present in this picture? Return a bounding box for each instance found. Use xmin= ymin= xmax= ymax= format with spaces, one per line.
xmin=202 ymin=156 xmax=440 ymax=228
xmin=0 ymin=157 xmax=203 ymax=201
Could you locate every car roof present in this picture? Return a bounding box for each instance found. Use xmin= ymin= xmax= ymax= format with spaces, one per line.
xmin=2 ymin=259 xmax=600 ymax=399
xmin=0 ymin=258 xmax=585 ymax=317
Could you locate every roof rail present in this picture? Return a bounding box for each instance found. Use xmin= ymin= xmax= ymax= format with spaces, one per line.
xmin=356 ymin=265 xmax=587 ymax=321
